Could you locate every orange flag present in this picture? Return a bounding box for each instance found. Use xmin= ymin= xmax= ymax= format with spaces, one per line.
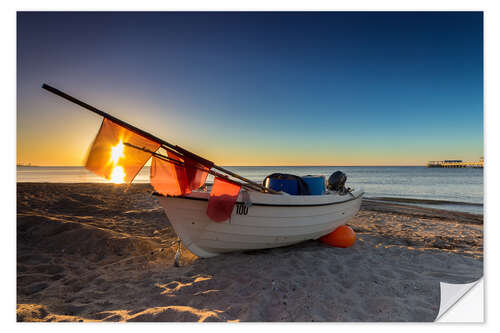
xmin=85 ymin=118 xmax=161 ymax=183
xmin=150 ymin=150 xmax=209 ymax=196
xmin=150 ymin=155 xmax=188 ymax=196
xmin=206 ymin=177 xmax=242 ymax=222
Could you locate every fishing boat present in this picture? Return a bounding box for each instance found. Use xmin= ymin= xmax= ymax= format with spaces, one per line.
xmin=42 ymin=84 xmax=364 ymax=258
xmin=156 ymin=187 xmax=363 ymax=258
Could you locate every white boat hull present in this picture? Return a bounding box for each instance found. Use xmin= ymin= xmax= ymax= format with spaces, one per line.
xmin=157 ymin=189 xmax=364 ymax=258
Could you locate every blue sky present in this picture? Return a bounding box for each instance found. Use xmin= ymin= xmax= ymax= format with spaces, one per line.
xmin=17 ymin=12 xmax=483 ymax=166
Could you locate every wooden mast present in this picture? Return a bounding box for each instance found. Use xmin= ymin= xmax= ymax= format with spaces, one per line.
xmin=41 ymin=83 xmax=278 ymax=194
xmin=123 ymin=142 xmax=262 ymax=192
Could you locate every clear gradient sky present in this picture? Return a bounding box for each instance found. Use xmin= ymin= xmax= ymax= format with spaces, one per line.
xmin=17 ymin=12 xmax=483 ymax=166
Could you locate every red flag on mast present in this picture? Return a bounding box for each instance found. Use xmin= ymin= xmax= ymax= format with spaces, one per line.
xmin=150 ymin=150 xmax=209 ymax=196
xmin=207 ymin=177 xmax=242 ymax=222
xmin=150 ymin=155 xmax=188 ymax=196
xmin=85 ymin=118 xmax=160 ymax=183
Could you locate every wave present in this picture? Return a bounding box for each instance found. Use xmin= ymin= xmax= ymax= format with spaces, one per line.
xmin=366 ymin=197 xmax=482 ymax=207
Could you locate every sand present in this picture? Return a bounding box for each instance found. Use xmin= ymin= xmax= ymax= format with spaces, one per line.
xmin=16 ymin=183 xmax=483 ymax=322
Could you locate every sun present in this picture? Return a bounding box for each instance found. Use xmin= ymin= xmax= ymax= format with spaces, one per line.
xmin=108 ymin=141 xmax=126 ymax=184
xmin=110 ymin=141 xmax=125 ymax=164
xmin=110 ymin=166 xmax=125 ymax=184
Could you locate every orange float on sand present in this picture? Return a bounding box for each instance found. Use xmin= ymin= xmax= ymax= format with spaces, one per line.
xmin=320 ymin=225 xmax=356 ymax=248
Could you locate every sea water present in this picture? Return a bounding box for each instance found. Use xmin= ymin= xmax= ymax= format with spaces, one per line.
xmin=17 ymin=166 xmax=483 ymax=214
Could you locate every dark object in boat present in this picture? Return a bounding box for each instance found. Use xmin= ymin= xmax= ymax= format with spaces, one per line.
xmin=302 ymin=175 xmax=326 ymax=195
xmin=327 ymin=171 xmax=347 ymax=192
xmin=263 ymin=173 xmax=311 ymax=195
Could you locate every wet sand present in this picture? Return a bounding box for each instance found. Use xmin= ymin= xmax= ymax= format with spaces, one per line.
xmin=17 ymin=183 xmax=483 ymax=322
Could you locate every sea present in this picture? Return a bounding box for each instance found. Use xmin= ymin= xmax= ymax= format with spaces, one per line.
xmin=17 ymin=166 xmax=483 ymax=215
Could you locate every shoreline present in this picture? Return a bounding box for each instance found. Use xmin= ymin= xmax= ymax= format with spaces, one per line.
xmin=366 ymin=196 xmax=482 ymax=207
xmin=16 ymin=182 xmax=484 ymax=215
xmin=361 ymin=199 xmax=483 ymax=224
xmin=17 ymin=183 xmax=483 ymax=322
xmin=364 ymin=197 xmax=483 ymax=216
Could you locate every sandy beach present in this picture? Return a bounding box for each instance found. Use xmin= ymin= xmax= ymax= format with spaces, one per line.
xmin=16 ymin=183 xmax=483 ymax=322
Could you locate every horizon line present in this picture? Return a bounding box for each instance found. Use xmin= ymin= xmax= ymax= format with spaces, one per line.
xmin=17 ymin=164 xmax=428 ymax=167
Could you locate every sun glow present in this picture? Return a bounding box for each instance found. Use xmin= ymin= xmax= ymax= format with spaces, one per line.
xmin=109 ymin=141 xmax=126 ymax=184
xmin=110 ymin=141 xmax=125 ymax=164
xmin=110 ymin=165 xmax=125 ymax=184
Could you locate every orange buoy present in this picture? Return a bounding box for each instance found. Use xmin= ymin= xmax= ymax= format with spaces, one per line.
xmin=320 ymin=225 xmax=356 ymax=248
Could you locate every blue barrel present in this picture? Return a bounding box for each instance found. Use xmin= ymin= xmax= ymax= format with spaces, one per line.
xmin=302 ymin=175 xmax=326 ymax=195
xmin=266 ymin=178 xmax=299 ymax=195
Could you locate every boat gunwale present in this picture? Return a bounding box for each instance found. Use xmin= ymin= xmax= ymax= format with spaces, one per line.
xmin=155 ymin=191 xmax=364 ymax=207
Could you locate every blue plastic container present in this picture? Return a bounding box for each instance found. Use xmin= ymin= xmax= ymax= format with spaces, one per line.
xmin=302 ymin=175 xmax=326 ymax=195
xmin=266 ymin=178 xmax=300 ymax=195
